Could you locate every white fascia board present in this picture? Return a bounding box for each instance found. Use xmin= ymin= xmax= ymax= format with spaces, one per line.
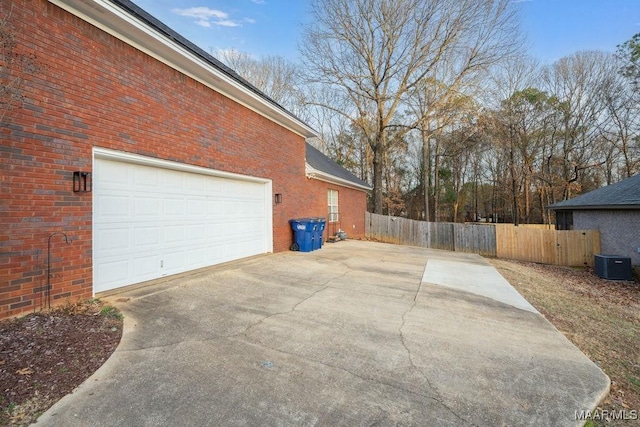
xmin=48 ymin=0 xmax=317 ymax=139
xmin=94 ymin=147 xmax=271 ymax=184
xmin=305 ymin=164 xmax=372 ymax=192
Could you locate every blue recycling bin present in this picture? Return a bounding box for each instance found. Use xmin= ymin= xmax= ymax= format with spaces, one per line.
xmin=289 ymin=218 xmax=314 ymax=252
xmin=313 ymin=217 xmax=326 ymax=248
xmin=309 ymin=218 xmax=319 ymax=250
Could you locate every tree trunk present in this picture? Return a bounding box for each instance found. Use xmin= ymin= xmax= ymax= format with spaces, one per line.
xmin=372 ymin=140 xmax=384 ymax=214
xmin=524 ymin=175 xmax=530 ymax=224
xmin=422 ymin=129 xmax=431 ymax=222
xmin=433 ymin=145 xmax=440 ymax=223
xmin=509 ymin=128 xmax=519 ymax=226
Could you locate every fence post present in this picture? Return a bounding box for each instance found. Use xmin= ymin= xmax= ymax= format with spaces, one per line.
xmin=451 ymin=223 xmax=456 ymax=252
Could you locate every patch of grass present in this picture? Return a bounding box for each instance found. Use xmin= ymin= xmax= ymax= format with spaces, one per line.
xmin=99 ymin=305 xmax=123 ymax=320
xmin=3 ymin=395 xmax=55 ymax=426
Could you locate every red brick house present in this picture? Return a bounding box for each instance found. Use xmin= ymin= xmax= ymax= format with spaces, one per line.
xmin=0 ymin=0 xmax=371 ymax=318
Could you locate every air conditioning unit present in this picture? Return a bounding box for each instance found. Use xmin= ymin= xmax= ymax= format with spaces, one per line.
xmin=594 ymin=254 xmax=632 ymax=280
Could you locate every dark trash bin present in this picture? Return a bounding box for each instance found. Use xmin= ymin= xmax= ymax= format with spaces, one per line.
xmin=289 ymin=218 xmax=314 ymax=252
xmin=309 ymin=218 xmax=322 ymax=250
xmin=315 ymin=217 xmax=326 ymax=247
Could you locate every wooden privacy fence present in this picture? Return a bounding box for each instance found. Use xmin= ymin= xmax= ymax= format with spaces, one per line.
xmin=365 ymin=212 xmax=601 ymax=267
xmin=493 ymin=224 xmax=600 ymax=267
xmin=365 ymin=212 xmax=496 ymax=256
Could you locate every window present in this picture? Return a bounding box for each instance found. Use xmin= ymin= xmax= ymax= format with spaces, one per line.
xmin=554 ymin=210 xmax=573 ymax=230
xmin=328 ymin=189 xmax=339 ymax=222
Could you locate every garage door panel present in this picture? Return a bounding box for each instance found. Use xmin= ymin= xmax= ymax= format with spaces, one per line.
xmin=134 ymin=167 xmax=160 ymax=188
xmin=185 ymin=248 xmax=206 ymax=267
xmin=95 ymin=226 xmax=130 ymax=254
xmin=133 ymin=254 xmax=160 ymax=280
xmin=94 ymin=157 xmax=270 ymax=293
xmin=178 ymin=174 xmax=203 ymax=196
xmin=164 ymin=198 xmax=185 ymax=216
xmin=187 ymin=199 xmax=206 ymax=217
xmin=164 ymin=225 xmax=185 ymax=243
xmin=187 ymin=224 xmax=207 ymax=241
xmin=99 ymin=162 xmax=129 ymax=188
xmin=134 ymin=197 xmax=161 ymax=217
xmin=206 ymin=179 xmax=224 ymax=195
xmin=134 ymin=226 xmax=161 ymax=248
xmin=162 ymin=173 xmax=184 ymax=193
xmin=162 ymin=251 xmax=185 ymax=273
xmin=220 ymin=200 xmax=235 ymax=216
xmin=96 ymin=259 xmax=129 ymax=288
xmin=96 ymin=195 xmax=130 ymax=220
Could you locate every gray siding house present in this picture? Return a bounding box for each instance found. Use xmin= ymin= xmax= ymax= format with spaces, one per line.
xmin=549 ymin=174 xmax=640 ymax=267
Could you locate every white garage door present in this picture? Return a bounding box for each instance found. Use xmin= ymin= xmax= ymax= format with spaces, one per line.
xmin=93 ymin=149 xmax=272 ymax=293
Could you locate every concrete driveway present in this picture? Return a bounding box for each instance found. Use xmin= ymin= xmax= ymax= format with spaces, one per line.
xmin=36 ymin=241 xmax=609 ymax=426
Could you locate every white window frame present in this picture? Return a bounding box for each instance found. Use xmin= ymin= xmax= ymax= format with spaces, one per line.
xmin=328 ymin=189 xmax=339 ymax=223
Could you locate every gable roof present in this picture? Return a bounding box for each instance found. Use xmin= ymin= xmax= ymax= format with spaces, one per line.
xmin=49 ymin=0 xmax=317 ymax=139
xmin=549 ymin=174 xmax=640 ymax=210
xmin=305 ymin=143 xmax=372 ymax=192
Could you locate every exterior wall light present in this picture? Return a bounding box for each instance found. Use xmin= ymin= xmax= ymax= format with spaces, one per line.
xmin=73 ymin=171 xmax=92 ymax=192
xmin=275 ymin=193 xmax=283 ymax=204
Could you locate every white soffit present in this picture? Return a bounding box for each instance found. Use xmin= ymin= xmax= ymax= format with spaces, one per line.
xmin=48 ymin=0 xmax=317 ymax=139
xmin=305 ymin=164 xmax=372 ymax=192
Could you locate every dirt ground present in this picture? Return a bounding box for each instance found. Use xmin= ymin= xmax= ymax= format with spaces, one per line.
xmin=0 ymin=300 xmax=122 ymax=426
xmin=491 ymin=258 xmax=640 ymax=426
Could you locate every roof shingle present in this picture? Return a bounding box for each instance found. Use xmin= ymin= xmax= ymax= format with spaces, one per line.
xmin=548 ymin=174 xmax=640 ymax=210
xmin=305 ymin=143 xmax=371 ymax=190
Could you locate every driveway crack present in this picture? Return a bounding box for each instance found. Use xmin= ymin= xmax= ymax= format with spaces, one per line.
xmin=235 ymin=269 xmax=350 ymax=338
xmin=233 ymin=335 xmax=440 ymax=405
xmin=399 ymin=262 xmax=479 ymax=427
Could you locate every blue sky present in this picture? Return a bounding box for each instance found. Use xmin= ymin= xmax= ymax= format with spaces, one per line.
xmin=131 ymin=0 xmax=640 ymax=64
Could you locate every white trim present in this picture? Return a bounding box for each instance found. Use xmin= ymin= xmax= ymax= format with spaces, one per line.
xmin=328 ymin=189 xmax=339 ymax=223
xmin=305 ymin=164 xmax=372 ymax=192
xmin=48 ymin=0 xmax=317 ymax=139
xmin=263 ymin=180 xmax=274 ymax=254
xmin=94 ymin=147 xmax=271 ymax=184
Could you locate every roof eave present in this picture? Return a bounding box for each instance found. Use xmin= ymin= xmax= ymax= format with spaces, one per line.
xmin=48 ymin=0 xmax=318 ymax=139
xmin=548 ymin=204 xmax=640 ymax=211
xmin=305 ymin=164 xmax=372 ymax=192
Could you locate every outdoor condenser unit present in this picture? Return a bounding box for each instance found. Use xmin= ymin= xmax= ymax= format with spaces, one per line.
xmin=594 ymin=254 xmax=632 ymax=281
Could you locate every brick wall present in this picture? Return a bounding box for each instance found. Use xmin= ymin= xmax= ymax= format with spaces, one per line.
xmin=574 ymin=210 xmax=640 ymax=266
xmin=0 ymin=0 xmax=367 ymax=318
xmin=303 ymin=180 xmax=368 ymax=241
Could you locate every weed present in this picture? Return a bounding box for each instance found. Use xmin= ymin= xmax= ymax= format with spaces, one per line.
xmin=99 ymin=305 xmax=123 ymax=320
xmin=59 ymin=299 xmax=84 ymax=315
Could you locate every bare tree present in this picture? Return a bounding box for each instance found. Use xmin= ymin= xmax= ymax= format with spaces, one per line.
xmin=300 ymin=0 xmax=521 ymax=214
xmin=599 ymin=57 xmax=640 ymax=179
xmin=541 ymin=51 xmax=613 ymax=200
xmin=215 ymin=49 xmax=306 ymax=119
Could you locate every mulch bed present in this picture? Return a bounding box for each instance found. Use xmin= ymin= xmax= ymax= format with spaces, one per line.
xmin=0 ymin=300 xmax=123 ymax=425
